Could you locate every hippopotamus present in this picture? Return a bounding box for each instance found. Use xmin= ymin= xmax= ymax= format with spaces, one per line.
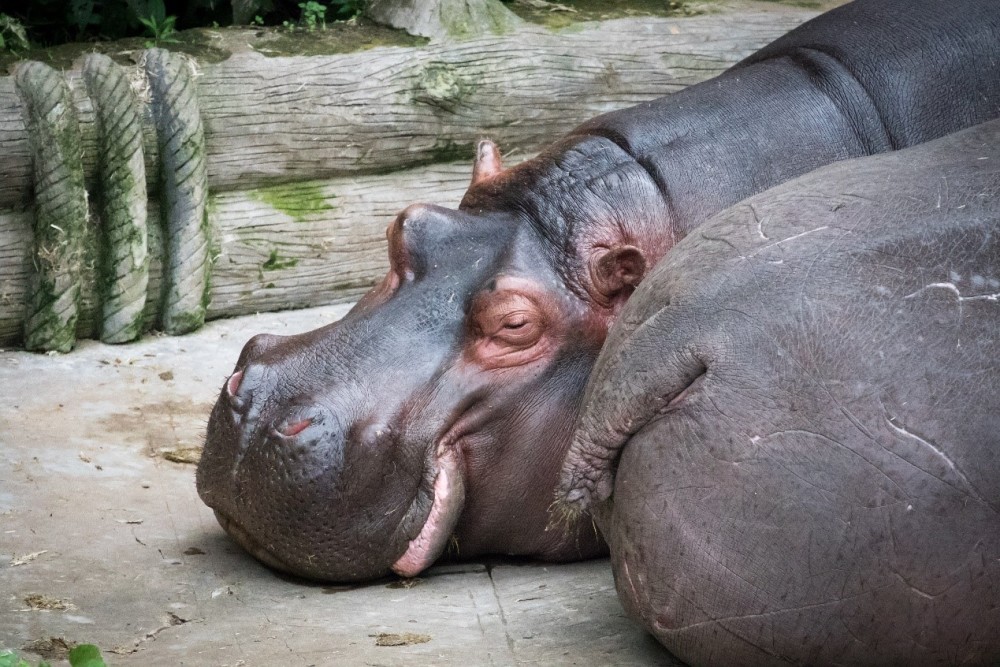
xmin=556 ymin=118 xmax=1000 ymax=665
xmin=196 ymin=0 xmax=1000 ymax=582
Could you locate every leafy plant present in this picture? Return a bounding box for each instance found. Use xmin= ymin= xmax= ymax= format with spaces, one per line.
xmin=0 ymin=649 xmax=46 ymax=667
xmin=133 ymin=0 xmax=179 ymax=45
xmin=66 ymin=645 xmax=106 ymax=667
xmin=297 ymin=1 xmax=326 ymax=30
xmin=0 ymin=644 xmax=106 ymax=667
xmin=0 ymin=14 xmax=30 ymax=53
xmin=139 ymin=13 xmax=179 ymax=45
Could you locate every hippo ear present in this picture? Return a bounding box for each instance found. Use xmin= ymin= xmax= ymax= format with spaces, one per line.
xmin=589 ymin=245 xmax=647 ymax=304
xmin=471 ymin=139 xmax=504 ymax=185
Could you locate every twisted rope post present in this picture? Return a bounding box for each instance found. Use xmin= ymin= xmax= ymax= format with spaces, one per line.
xmin=15 ymin=61 xmax=88 ymax=352
xmin=83 ymin=54 xmax=150 ymax=344
xmin=145 ymin=48 xmax=212 ymax=335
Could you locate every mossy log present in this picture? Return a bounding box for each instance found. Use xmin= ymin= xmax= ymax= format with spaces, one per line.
xmin=83 ymin=53 xmax=150 ymax=344
xmin=0 ymin=161 xmax=473 ymax=346
xmin=0 ymin=10 xmax=820 ymax=349
xmin=145 ymin=48 xmax=212 ymax=335
xmin=0 ymin=12 xmax=814 ymax=209
xmin=14 ymin=62 xmax=89 ymax=352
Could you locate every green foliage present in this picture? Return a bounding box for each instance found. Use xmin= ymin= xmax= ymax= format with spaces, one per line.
xmin=0 ymin=649 xmax=51 ymax=667
xmin=0 ymin=644 xmax=105 ymax=667
xmin=0 ymin=14 xmax=30 ymax=53
xmin=139 ymin=14 xmax=179 ymax=44
xmin=67 ymin=645 xmax=107 ymax=667
xmin=298 ymin=1 xmax=326 ymax=29
xmin=284 ymin=0 xmax=363 ymax=28
xmin=3 ymin=0 xmax=227 ymax=47
xmin=130 ymin=0 xmax=178 ymax=45
xmin=5 ymin=0 xmax=365 ymax=47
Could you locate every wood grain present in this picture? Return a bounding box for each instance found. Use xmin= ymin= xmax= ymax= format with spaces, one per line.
xmin=0 ymin=12 xmax=814 ymax=210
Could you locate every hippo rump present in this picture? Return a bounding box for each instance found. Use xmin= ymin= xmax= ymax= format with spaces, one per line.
xmin=556 ymin=118 xmax=1000 ymax=665
xmin=196 ymin=0 xmax=1000 ymax=582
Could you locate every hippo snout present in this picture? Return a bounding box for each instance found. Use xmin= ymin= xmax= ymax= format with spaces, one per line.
xmin=197 ymin=328 xmax=436 ymax=581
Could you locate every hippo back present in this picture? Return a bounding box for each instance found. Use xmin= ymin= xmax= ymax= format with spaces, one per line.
xmin=561 ymin=118 xmax=1000 ymax=665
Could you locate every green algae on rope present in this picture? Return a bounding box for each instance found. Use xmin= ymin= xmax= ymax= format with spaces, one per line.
xmin=14 ymin=61 xmax=88 ymax=353
xmin=83 ymin=54 xmax=150 ymax=344
xmin=145 ymin=48 xmax=212 ymax=336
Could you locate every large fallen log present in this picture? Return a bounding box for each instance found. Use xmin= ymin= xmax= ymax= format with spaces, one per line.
xmin=0 ymin=10 xmax=819 ymax=349
xmin=0 ymin=161 xmax=474 ymax=346
xmin=0 ymin=12 xmax=813 ymax=209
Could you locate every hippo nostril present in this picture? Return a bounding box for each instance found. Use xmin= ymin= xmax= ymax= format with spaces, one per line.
xmin=227 ymin=370 xmax=244 ymax=397
xmin=277 ymin=418 xmax=313 ymax=438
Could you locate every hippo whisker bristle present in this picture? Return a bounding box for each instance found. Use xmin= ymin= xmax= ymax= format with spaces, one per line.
xmin=545 ymin=497 xmax=586 ymax=537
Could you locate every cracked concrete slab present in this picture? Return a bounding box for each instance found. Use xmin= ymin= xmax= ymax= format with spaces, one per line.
xmin=0 ymin=305 xmax=678 ymax=666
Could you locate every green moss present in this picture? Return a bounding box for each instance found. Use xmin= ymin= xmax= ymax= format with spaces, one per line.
xmin=162 ymin=309 xmax=207 ymax=334
xmin=412 ymin=63 xmax=475 ymax=111
xmin=0 ymin=20 xmax=425 ymax=74
xmin=18 ymin=62 xmax=88 ymax=352
xmin=262 ymin=249 xmax=299 ymax=271
xmin=505 ymin=0 xmax=706 ymax=29
xmin=252 ymin=182 xmax=334 ymax=222
xmin=253 ymin=19 xmax=426 ymax=58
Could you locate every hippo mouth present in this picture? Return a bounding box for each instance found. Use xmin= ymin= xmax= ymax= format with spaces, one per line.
xmin=391 ymin=443 xmax=466 ymax=577
xmin=212 ymin=508 xmax=301 ymax=576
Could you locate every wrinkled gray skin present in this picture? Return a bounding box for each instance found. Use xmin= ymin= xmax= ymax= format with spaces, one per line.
xmin=558 ymin=119 xmax=1000 ymax=665
xmin=198 ymin=0 xmax=1000 ymax=583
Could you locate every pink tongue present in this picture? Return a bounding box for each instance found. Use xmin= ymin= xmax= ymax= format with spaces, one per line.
xmin=391 ymin=449 xmax=465 ymax=577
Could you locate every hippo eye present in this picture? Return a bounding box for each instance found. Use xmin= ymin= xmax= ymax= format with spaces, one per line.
xmin=491 ymin=312 xmax=541 ymax=347
xmin=466 ymin=278 xmax=556 ymax=368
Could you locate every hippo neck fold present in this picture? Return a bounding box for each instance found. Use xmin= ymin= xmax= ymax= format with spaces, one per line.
xmin=570 ymin=0 xmax=1000 ymax=242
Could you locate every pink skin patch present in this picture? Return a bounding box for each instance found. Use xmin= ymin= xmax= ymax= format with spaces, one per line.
xmin=391 ymin=447 xmax=466 ymax=578
xmin=227 ymin=370 xmax=243 ymax=396
xmin=278 ymin=418 xmax=312 ymax=437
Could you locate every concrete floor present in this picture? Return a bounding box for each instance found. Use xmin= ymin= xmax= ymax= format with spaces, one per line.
xmin=0 ymin=305 xmax=679 ymax=666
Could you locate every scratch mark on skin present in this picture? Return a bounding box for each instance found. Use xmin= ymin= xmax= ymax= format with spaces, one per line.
xmin=748 ymin=204 xmax=770 ymax=241
xmin=621 ymin=557 xmax=641 ymax=615
xmin=883 ymin=413 xmax=990 ymax=508
xmin=662 ymin=582 xmax=896 ymax=633
xmin=753 ymin=226 xmax=829 ymax=254
xmin=891 ymin=572 xmax=936 ymax=600
xmin=903 ymin=282 xmax=1000 ymax=303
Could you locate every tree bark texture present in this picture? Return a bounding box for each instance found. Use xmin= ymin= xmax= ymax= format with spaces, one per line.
xmin=0 ymin=11 xmax=816 ymax=349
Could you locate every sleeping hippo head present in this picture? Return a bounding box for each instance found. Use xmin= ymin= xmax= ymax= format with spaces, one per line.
xmin=197 ymin=137 xmax=672 ymax=581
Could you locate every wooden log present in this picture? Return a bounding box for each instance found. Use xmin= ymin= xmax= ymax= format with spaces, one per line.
xmin=0 ymin=11 xmax=816 ymax=210
xmin=145 ymin=48 xmax=212 ymax=335
xmin=83 ymin=54 xmax=150 ymax=344
xmin=0 ymin=160 xmax=476 ymax=346
xmin=14 ymin=62 xmax=89 ymax=352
